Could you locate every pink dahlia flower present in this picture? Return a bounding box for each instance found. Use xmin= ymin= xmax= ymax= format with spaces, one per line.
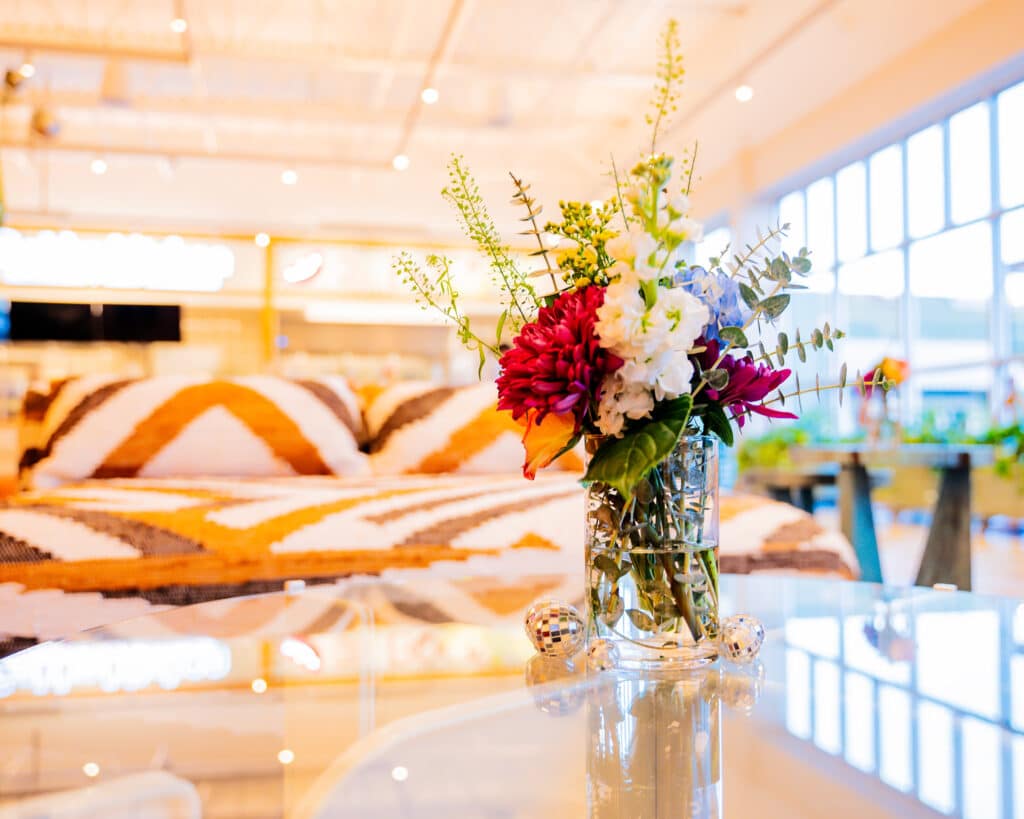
xmin=696 ymin=338 xmax=798 ymax=427
xmin=497 ymin=286 xmax=622 ymax=430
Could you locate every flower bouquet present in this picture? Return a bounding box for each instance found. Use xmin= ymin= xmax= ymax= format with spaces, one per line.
xmin=397 ymin=20 xmax=888 ymax=667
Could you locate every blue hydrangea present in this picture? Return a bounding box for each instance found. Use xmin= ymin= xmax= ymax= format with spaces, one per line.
xmin=676 ymin=265 xmax=748 ymax=342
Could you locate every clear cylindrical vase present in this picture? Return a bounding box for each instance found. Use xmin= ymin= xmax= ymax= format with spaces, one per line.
xmin=585 ymin=433 xmax=720 ymax=669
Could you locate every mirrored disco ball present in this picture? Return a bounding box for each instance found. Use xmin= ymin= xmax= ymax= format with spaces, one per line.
xmin=524 ymin=599 xmax=585 ymax=658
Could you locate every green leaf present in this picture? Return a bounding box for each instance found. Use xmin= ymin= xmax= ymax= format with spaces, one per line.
xmin=583 ymin=396 xmax=692 ymax=499
xmin=718 ymin=326 xmax=749 ymax=348
xmin=739 ymin=283 xmax=759 ymax=309
xmin=778 ymin=332 xmax=789 ymax=355
xmin=495 ymin=310 xmax=507 ymax=347
xmin=705 ymin=368 xmax=729 ymax=390
xmin=476 ymin=345 xmax=486 ymax=378
xmin=811 ymin=328 xmax=824 ymax=348
xmin=702 ymin=402 xmax=734 ymax=447
xmin=769 ymin=257 xmax=792 ymax=283
xmin=600 ymin=594 xmax=624 ymax=625
xmin=627 ymin=609 xmax=657 ymax=632
xmin=792 ymin=255 xmax=812 ymax=274
xmin=593 ymin=554 xmax=622 ymax=580
xmin=759 ymin=294 xmax=791 ymax=319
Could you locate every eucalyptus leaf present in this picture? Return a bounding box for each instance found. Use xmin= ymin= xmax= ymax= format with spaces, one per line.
xmin=778 ymin=332 xmax=789 ymax=354
xmin=593 ymin=554 xmax=621 ymax=580
xmin=600 ymin=594 xmax=624 ymax=626
xmin=718 ymin=326 xmax=749 ymax=348
xmin=759 ymin=294 xmax=791 ymax=319
xmin=739 ymin=283 xmax=759 ymax=309
xmin=627 ymin=609 xmax=657 ymax=632
xmin=705 ymin=368 xmax=730 ymax=391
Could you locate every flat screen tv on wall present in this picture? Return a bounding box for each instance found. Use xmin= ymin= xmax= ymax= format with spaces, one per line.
xmin=6 ymin=302 xmax=181 ymax=342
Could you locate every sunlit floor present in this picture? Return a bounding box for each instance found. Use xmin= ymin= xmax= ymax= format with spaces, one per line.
xmin=814 ymin=507 xmax=1024 ymax=597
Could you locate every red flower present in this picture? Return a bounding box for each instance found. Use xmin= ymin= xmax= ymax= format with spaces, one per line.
xmin=497 ymin=287 xmax=622 ymax=430
xmin=697 ymin=338 xmax=797 ymax=427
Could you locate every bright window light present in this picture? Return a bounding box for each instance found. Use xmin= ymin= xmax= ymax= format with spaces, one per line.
xmin=909 ymin=221 xmax=992 ymax=300
xmin=0 ymin=228 xmax=235 ymax=292
xmin=907 ymin=125 xmax=945 ymax=238
xmin=868 ymin=145 xmax=904 ymax=250
xmin=997 ymin=80 xmax=1024 ymax=209
xmin=838 ymin=250 xmax=904 ymax=299
xmin=836 ymin=161 xmax=867 ymax=263
xmin=949 ymin=102 xmax=991 ymax=225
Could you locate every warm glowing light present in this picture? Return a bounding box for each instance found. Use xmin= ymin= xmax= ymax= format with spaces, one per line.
xmin=18 ymin=62 xmax=35 ymax=79
xmin=82 ymin=762 xmax=100 ymax=778
xmin=254 ymin=232 xmax=271 ymax=248
xmin=277 ymin=749 xmax=295 ymax=765
xmin=391 ymin=766 xmax=409 ymax=782
xmin=251 ymin=677 xmax=268 ymax=694
xmin=90 ymin=157 xmax=108 ymax=175
xmin=170 ymin=17 xmax=188 ymax=33
xmin=421 ymin=87 xmax=439 ymax=105
xmin=735 ymin=85 xmax=754 ymax=103
xmin=392 ymin=154 xmax=410 ymax=171
xmin=281 ymin=169 xmax=298 ymax=185
xmin=589 ymin=199 xmax=605 ymax=210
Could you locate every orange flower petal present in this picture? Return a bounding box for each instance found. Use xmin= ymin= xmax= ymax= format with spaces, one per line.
xmin=518 ymin=411 xmax=577 ymax=480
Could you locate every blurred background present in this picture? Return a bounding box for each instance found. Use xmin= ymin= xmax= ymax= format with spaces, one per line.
xmin=0 ymin=0 xmax=1021 ymax=571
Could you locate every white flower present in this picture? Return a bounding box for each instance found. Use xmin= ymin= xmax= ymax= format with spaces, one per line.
xmin=597 ymin=373 xmax=655 ymax=437
xmin=605 ymin=230 xmax=663 ymax=285
xmin=594 ymin=280 xmax=710 ymax=436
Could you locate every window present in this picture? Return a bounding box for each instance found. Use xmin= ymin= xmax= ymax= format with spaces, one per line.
xmin=775 ymin=77 xmax=1024 ymax=430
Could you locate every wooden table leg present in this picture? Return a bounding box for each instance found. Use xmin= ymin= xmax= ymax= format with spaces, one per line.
xmin=839 ymin=457 xmax=883 ymax=583
xmin=915 ymin=456 xmax=972 ymax=591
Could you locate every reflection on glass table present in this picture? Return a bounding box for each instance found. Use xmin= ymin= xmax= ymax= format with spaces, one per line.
xmin=0 ymin=575 xmax=1020 ymax=818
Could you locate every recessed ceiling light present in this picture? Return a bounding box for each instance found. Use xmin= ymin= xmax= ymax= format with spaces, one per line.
xmin=421 ymin=87 xmax=439 ymax=105
xmin=281 ymin=169 xmax=298 ymax=185
xmin=277 ymin=749 xmax=295 ymax=765
xmin=18 ymin=62 xmax=35 ymax=79
xmin=82 ymin=762 xmax=100 ymax=778
xmin=251 ymin=677 xmax=268 ymax=693
xmin=735 ymin=85 xmax=754 ymax=103
xmin=170 ymin=17 xmax=188 ymax=33
xmin=392 ymin=154 xmax=410 ymax=171
xmin=254 ymin=232 xmax=271 ymax=248
xmin=391 ymin=766 xmax=409 ymax=782
xmin=90 ymin=157 xmax=108 ymax=175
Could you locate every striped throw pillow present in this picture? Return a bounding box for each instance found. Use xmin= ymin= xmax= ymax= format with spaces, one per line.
xmin=21 ymin=375 xmax=369 ymax=489
xmin=362 ymin=381 xmax=584 ymax=476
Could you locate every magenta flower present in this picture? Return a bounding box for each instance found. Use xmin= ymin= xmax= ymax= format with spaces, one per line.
xmin=696 ymin=338 xmax=797 ymax=427
xmin=497 ymin=287 xmax=622 ymax=430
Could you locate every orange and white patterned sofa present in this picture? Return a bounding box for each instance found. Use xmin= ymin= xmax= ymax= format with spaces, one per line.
xmin=0 ymin=376 xmax=856 ymax=653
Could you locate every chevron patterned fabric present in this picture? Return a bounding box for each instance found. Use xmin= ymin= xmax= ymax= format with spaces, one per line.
xmin=362 ymin=381 xmax=584 ymax=475
xmin=19 ymin=375 xmax=369 ymax=489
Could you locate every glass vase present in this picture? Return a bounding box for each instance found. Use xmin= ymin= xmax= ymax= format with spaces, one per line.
xmin=585 ymin=433 xmax=720 ymax=669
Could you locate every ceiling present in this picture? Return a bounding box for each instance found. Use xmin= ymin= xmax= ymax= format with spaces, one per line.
xmin=0 ymin=0 xmax=992 ymax=243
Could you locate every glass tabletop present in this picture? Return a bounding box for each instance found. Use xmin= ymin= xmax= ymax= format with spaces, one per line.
xmin=0 ymin=575 xmax=1020 ymax=818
